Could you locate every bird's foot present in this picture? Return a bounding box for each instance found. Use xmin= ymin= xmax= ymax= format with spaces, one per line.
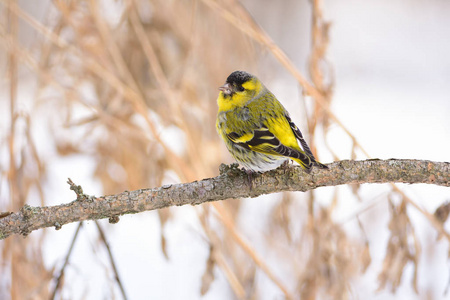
xmin=243 ymin=168 xmax=255 ymax=191
xmin=281 ymin=159 xmax=291 ymax=168
xmin=276 ymin=160 xmax=292 ymax=174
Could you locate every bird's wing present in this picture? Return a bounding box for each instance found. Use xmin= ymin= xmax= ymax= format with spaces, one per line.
xmin=284 ymin=113 xmax=328 ymax=169
xmin=284 ymin=113 xmax=315 ymax=158
xmin=226 ymin=127 xmax=312 ymax=166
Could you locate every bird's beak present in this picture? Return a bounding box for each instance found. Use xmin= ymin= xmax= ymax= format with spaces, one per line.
xmin=218 ymin=83 xmax=232 ymax=95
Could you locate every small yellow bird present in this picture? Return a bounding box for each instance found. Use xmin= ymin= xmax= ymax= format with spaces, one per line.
xmin=216 ymin=70 xmax=328 ymax=174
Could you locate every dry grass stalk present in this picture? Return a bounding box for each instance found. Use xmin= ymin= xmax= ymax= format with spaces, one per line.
xmin=3 ymin=0 xmax=262 ymax=297
xmin=0 ymin=3 xmax=51 ymax=299
xmin=434 ymin=201 xmax=450 ymax=226
xmin=378 ymin=198 xmax=420 ymax=293
xmin=295 ymin=208 xmax=360 ymax=300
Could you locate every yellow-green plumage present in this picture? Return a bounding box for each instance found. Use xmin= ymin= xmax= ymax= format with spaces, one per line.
xmin=216 ymin=70 xmax=327 ymax=172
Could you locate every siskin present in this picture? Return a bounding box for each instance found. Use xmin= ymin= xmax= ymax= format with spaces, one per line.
xmin=216 ymin=70 xmax=328 ymax=174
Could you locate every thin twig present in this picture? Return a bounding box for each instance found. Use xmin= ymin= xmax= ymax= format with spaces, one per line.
xmin=95 ymin=221 xmax=128 ymax=300
xmin=50 ymin=222 xmax=83 ymax=300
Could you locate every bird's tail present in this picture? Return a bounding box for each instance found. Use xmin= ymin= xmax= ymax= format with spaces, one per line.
xmin=291 ymin=157 xmax=312 ymax=170
xmin=291 ymin=155 xmax=328 ymax=171
xmin=313 ymin=160 xmax=328 ymax=169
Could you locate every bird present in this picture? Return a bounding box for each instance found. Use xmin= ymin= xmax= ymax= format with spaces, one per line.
xmin=216 ymin=70 xmax=328 ymax=176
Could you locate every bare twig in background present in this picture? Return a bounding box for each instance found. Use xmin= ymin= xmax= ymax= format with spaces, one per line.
xmin=95 ymin=221 xmax=128 ymax=300
xmin=50 ymin=222 xmax=83 ymax=300
xmin=0 ymin=159 xmax=449 ymax=241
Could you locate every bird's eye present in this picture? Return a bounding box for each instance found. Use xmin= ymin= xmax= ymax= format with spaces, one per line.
xmin=238 ymin=85 xmax=245 ymax=92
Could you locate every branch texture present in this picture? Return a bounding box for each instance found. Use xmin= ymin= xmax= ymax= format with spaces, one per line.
xmin=1 ymin=159 xmax=449 ymax=240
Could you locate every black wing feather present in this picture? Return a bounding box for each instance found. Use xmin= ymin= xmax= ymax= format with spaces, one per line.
xmin=284 ymin=113 xmax=315 ymax=158
xmin=227 ymin=128 xmax=313 ymax=168
xmin=284 ymin=113 xmax=329 ymax=169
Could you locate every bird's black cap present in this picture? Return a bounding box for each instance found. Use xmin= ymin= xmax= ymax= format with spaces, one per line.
xmin=226 ymin=71 xmax=253 ymax=85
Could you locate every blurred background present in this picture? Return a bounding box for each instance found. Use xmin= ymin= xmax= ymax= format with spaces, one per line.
xmin=1 ymin=0 xmax=449 ymax=299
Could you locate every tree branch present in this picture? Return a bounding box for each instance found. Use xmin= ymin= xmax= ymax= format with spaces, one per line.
xmin=1 ymin=159 xmax=448 ymax=240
